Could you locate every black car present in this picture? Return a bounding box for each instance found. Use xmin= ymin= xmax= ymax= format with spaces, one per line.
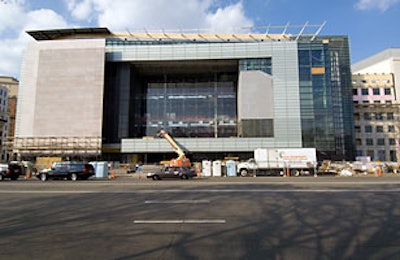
xmin=0 ymin=162 xmax=24 ymax=181
xmin=147 ymin=166 xmax=195 ymax=180
xmin=37 ymin=161 xmax=95 ymax=181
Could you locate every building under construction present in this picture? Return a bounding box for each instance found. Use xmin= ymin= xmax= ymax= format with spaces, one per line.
xmin=15 ymin=24 xmax=355 ymax=163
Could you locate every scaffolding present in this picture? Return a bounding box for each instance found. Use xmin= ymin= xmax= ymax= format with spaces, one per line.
xmin=8 ymin=136 xmax=102 ymax=157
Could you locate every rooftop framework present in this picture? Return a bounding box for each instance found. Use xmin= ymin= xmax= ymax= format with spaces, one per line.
xmin=27 ymin=22 xmax=326 ymax=43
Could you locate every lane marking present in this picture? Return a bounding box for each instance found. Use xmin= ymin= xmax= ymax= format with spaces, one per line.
xmin=133 ymin=219 xmax=226 ymax=224
xmin=1 ymin=189 xmax=400 ymax=194
xmin=144 ymin=200 xmax=210 ymax=204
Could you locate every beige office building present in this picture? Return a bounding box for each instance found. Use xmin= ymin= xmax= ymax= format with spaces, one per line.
xmin=352 ymin=48 xmax=400 ymax=162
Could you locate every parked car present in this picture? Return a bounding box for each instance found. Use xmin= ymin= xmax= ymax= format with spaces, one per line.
xmin=147 ymin=166 xmax=195 ymax=180
xmin=36 ymin=161 xmax=95 ymax=181
xmin=0 ymin=162 xmax=24 ymax=181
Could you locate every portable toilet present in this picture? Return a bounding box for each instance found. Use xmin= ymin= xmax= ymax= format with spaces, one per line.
xmin=90 ymin=161 xmax=108 ymax=178
xmin=202 ymin=160 xmax=212 ymax=177
xmin=212 ymin=160 xmax=222 ymax=176
xmin=226 ymin=160 xmax=236 ymax=177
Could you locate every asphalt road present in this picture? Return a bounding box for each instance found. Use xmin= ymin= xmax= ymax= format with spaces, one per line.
xmin=1 ymin=177 xmax=400 ymax=260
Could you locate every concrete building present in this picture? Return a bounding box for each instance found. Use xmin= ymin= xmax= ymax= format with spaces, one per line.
xmin=0 ymin=76 xmax=18 ymax=145
xmin=0 ymin=76 xmax=18 ymax=161
xmin=352 ymin=48 xmax=400 ymax=162
xmin=352 ymin=73 xmax=398 ymax=161
xmin=15 ymin=26 xmax=355 ymax=163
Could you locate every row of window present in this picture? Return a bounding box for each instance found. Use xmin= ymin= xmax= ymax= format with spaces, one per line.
xmin=356 ymin=138 xmax=397 ymax=146
xmin=354 ymin=112 xmax=395 ymax=121
xmin=353 ymin=88 xmax=392 ymax=96
xmin=355 ymin=125 xmax=396 ymax=133
xmin=352 ymin=79 xmax=391 ymax=84
xmin=356 ymin=150 xmax=396 ymax=162
xmin=353 ymin=100 xmax=393 ymax=104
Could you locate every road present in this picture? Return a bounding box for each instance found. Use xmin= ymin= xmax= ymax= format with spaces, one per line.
xmin=1 ymin=176 xmax=400 ymax=259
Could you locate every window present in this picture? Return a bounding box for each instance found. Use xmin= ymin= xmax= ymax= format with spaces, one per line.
xmin=375 ymin=113 xmax=383 ymax=120
xmin=355 ymin=126 xmax=361 ymax=133
xmin=372 ymin=88 xmax=380 ymax=95
xmin=356 ymin=139 xmax=362 ymax=146
xmin=365 ymin=125 xmax=372 ymax=133
xmin=377 ymin=150 xmax=386 ymax=161
xmin=361 ymin=79 xmax=368 ymax=84
xmin=354 ymin=113 xmax=360 ymax=120
xmin=389 ymin=138 xmax=396 ymax=145
xmin=387 ymin=112 xmax=394 ymax=120
xmin=377 ymin=139 xmax=385 ymax=145
xmin=388 ymin=125 xmax=395 ymax=133
xmin=390 ymin=151 xmax=396 ymax=161
xmin=384 ymin=88 xmax=391 ymax=95
xmin=361 ymin=89 xmax=369 ymax=95
xmin=366 ymin=139 xmax=373 ymax=146
xmin=376 ymin=126 xmax=383 ymax=133
xmin=352 ymin=89 xmax=358 ymax=95
xmin=364 ymin=113 xmax=371 ymax=120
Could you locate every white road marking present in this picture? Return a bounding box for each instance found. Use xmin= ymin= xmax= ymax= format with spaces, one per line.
xmin=133 ymin=219 xmax=226 ymax=224
xmin=144 ymin=200 xmax=210 ymax=204
xmin=1 ymin=189 xmax=400 ymax=194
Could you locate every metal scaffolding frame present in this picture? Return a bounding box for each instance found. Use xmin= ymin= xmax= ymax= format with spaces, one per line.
xmin=8 ymin=136 xmax=102 ymax=157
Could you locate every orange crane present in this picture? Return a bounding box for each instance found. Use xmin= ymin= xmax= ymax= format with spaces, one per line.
xmin=157 ymin=130 xmax=191 ymax=167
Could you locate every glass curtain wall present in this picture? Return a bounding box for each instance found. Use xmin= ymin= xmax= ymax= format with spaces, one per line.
xmin=298 ymin=37 xmax=355 ymax=159
xmin=298 ymin=42 xmax=335 ymax=152
xmin=145 ymin=78 xmax=237 ymax=138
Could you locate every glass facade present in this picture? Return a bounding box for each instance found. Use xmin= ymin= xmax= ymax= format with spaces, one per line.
xmin=145 ymin=81 xmax=236 ymax=137
xmin=103 ymin=60 xmax=238 ymax=141
xmin=298 ymin=37 xmax=355 ymax=159
xmin=239 ymin=58 xmax=272 ymax=75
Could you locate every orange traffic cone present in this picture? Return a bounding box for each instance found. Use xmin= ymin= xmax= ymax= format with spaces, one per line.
xmin=26 ymin=169 xmax=31 ymax=179
xmin=377 ymin=166 xmax=382 ymax=177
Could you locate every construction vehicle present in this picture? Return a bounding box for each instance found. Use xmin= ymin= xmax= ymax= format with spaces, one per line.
xmin=237 ymin=148 xmax=317 ymax=176
xmin=157 ymin=130 xmax=191 ymax=167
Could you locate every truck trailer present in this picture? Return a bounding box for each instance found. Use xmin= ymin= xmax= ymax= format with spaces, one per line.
xmin=237 ymin=148 xmax=317 ymax=176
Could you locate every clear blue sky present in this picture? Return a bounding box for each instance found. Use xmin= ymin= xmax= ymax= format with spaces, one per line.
xmin=0 ymin=0 xmax=399 ymax=78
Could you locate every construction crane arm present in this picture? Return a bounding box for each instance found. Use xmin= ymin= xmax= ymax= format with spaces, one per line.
xmin=157 ymin=130 xmax=186 ymax=159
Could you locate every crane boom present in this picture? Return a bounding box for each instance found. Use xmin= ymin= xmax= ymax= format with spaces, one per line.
xmin=157 ymin=130 xmax=190 ymax=167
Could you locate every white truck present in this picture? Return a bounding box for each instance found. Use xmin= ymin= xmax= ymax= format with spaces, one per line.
xmin=237 ymin=148 xmax=317 ymax=177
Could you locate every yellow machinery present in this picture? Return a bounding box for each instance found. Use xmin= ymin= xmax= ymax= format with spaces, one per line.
xmin=157 ymin=130 xmax=191 ymax=167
